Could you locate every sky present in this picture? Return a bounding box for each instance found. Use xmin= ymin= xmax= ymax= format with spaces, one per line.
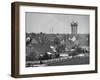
xmin=26 ymin=12 xmax=90 ymax=34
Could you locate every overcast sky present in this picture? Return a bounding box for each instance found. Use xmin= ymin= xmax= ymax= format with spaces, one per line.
xmin=26 ymin=12 xmax=89 ymax=34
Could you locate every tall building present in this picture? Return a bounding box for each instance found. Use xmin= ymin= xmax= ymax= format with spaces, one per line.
xmin=71 ymin=21 xmax=78 ymax=35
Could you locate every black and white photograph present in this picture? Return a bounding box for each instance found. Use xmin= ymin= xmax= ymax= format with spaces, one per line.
xmin=26 ymin=13 xmax=90 ymax=67
xmin=11 ymin=2 xmax=97 ymax=77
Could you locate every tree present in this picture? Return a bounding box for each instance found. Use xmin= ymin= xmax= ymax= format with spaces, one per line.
xmin=56 ymin=44 xmax=65 ymax=53
xmin=54 ymin=37 xmax=60 ymax=45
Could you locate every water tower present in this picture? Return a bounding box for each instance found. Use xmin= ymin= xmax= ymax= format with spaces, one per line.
xmin=71 ymin=21 xmax=78 ymax=35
